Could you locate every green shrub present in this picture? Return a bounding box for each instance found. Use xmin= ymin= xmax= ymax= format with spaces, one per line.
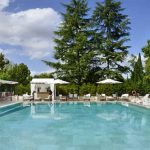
xmin=16 ymin=84 xmax=30 ymax=95
xmin=52 ymin=80 xmax=150 ymax=96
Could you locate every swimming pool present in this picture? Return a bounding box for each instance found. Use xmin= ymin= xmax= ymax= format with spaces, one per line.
xmin=0 ymin=102 xmax=150 ymax=150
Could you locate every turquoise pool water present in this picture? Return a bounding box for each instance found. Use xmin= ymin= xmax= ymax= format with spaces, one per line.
xmin=0 ymin=102 xmax=150 ymax=150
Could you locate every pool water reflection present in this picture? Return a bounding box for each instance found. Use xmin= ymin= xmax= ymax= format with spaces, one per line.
xmin=0 ymin=102 xmax=150 ymax=150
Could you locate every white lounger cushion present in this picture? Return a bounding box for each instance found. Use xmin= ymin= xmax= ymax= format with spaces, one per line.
xmin=121 ymin=94 xmax=129 ymax=97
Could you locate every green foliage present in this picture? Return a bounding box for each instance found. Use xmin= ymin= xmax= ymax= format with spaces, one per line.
xmin=142 ymin=40 xmax=150 ymax=83
xmin=128 ymin=54 xmax=137 ymax=71
xmin=0 ymin=53 xmax=31 ymax=95
xmin=56 ymin=85 xmax=69 ymax=96
xmin=144 ymin=58 xmax=150 ymax=83
xmin=5 ymin=63 xmax=31 ymax=85
xmin=0 ymin=53 xmax=9 ymax=71
xmin=131 ymin=53 xmax=144 ymax=84
xmin=142 ymin=40 xmax=150 ymax=58
xmin=2 ymin=1 xmax=150 ymax=97
xmin=56 ymin=81 xmax=150 ymax=97
xmin=16 ymin=84 xmax=30 ymax=95
xmin=33 ymin=73 xmax=53 ymax=78
xmin=0 ymin=71 xmax=10 ymax=80
xmin=92 ymin=0 xmax=130 ymax=79
xmin=80 ymin=83 xmax=97 ymax=95
xmin=57 ymin=83 xmax=97 ymax=96
xmin=44 ymin=0 xmax=94 ymax=91
xmin=80 ymin=83 xmax=89 ymax=95
xmin=56 ymin=83 xmax=123 ymax=96
xmin=97 ymin=84 xmax=125 ymax=96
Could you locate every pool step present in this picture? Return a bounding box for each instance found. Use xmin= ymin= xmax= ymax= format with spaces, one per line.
xmin=0 ymin=103 xmax=27 ymax=117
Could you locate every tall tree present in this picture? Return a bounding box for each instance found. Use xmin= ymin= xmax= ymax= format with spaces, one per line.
xmin=0 ymin=53 xmax=9 ymax=71
xmin=128 ymin=54 xmax=137 ymax=72
xmin=13 ymin=63 xmax=31 ymax=85
xmin=131 ymin=53 xmax=144 ymax=83
xmin=44 ymin=0 xmax=94 ymax=93
xmin=5 ymin=63 xmax=31 ymax=85
xmin=92 ymin=0 xmax=130 ymax=79
xmin=0 ymin=57 xmax=31 ymax=95
xmin=142 ymin=40 xmax=150 ymax=82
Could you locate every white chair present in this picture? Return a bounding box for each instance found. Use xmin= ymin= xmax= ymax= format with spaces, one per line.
xmin=101 ymin=94 xmax=106 ymax=101
xmin=101 ymin=94 xmax=106 ymax=97
xmin=83 ymin=94 xmax=91 ymax=101
xmin=142 ymin=94 xmax=150 ymax=106
xmin=59 ymin=94 xmax=67 ymax=101
xmin=112 ymin=94 xmax=117 ymax=98
xmin=120 ymin=94 xmax=129 ymax=101
xmin=135 ymin=94 xmax=150 ymax=104
xmin=96 ymin=94 xmax=106 ymax=101
xmin=68 ymin=93 xmax=73 ymax=100
xmin=73 ymin=94 xmax=78 ymax=100
xmin=23 ymin=93 xmax=33 ymax=101
xmin=106 ymin=94 xmax=116 ymax=101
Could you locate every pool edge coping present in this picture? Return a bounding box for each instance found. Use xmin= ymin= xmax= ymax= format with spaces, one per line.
xmin=26 ymin=100 xmax=150 ymax=110
xmin=0 ymin=102 xmax=22 ymax=109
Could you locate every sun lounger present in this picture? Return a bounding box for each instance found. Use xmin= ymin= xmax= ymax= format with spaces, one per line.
xmin=73 ymin=94 xmax=78 ymax=100
xmin=96 ymin=94 xmax=105 ymax=101
xmin=132 ymin=94 xmax=149 ymax=104
xmin=112 ymin=94 xmax=118 ymax=100
xmin=83 ymin=94 xmax=91 ymax=101
xmin=23 ymin=93 xmax=33 ymax=101
xmin=44 ymin=95 xmax=52 ymax=101
xmin=141 ymin=94 xmax=150 ymax=106
xmin=59 ymin=94 xmax=67 ymax=101
xmin=99 ymin=94 xmax=106 ymax=101
xmin=105 ymin=94 xmax=118 ymax=101
xmin=130 ymin=96 xmax=140 ymax=103
xmin=106 ymin=96 xmax=114 ymax=101
xmin=120 ymin=94 xmax=129 ymax=101
xmin=68 ymin=93 xmax=74 ymax=100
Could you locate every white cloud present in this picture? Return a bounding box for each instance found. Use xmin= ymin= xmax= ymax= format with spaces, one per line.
xmin=0 ymin=0 xmax=10 ymax=10
xmin=125 ymin=54 xmax=145 ymax=67
xmin=0 ymin=48 xmax=4 ymax=52
xmin=0 ymin=48 xmax=15 ymax=55
xmin=0 ymin=1 xmax=62 ymax=59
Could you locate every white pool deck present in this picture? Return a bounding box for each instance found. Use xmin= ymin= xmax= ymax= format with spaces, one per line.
xmin=0 ymin=100 xmax=21 ymax=107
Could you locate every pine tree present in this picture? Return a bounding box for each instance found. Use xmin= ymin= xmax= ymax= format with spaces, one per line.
xmin=92 ymin=0 xmax=130 ymax=79
xmin=0 ymin=53 xmax=9 ymax=71
xmin=142 ymin=40 xmax=150 ymax=82
xmin=131 ymin=53 xmax=144 ymax=83
xmin=44 ymin=0 xmax=94 ymax=93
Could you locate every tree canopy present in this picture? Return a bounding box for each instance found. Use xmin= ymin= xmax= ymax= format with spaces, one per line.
xmin=0 ymin=53 xmax=9 ymax=71
xmin=44 ymin=0 xmax=131 ymax=88
xmin=0 ymin=54 xmax=31 ymax=94
xmin=92 ymin=0 xmax=130 ymax=80
xmin=142 ymin=40 xmax=150 ymax=82
xmin=131 ymin=53 xmax=144 ymax=84
xmin=43 ymin=0 xmax=95 ymax=93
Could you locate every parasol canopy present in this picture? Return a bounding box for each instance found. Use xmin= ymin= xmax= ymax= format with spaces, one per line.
xmin=97 ymin=79 xmax=122 ymax=84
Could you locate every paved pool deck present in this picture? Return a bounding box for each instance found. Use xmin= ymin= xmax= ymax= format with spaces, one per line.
xmin=0 ymin=100 xmax=21 ymax=107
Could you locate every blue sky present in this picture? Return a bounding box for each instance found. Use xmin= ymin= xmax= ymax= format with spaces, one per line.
xmin=0 ymin=0 xmax=150 ymax=75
